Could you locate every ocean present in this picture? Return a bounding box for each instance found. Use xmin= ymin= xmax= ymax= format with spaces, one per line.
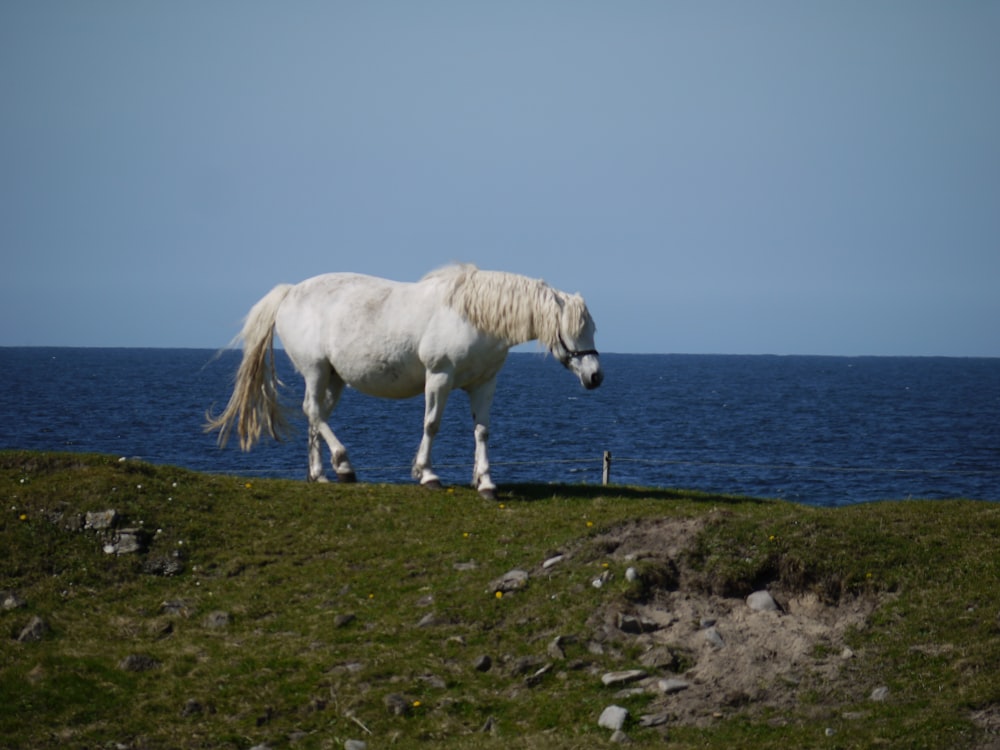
xmin=1 ymin=348 xmax=998 ymax=507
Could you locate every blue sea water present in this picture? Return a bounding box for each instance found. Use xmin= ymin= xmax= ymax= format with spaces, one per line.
xmin=1 ymin=347 xmax=998 ymax=507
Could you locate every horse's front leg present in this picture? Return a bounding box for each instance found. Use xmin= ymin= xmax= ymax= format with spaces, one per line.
xmin=413 ymin=370 xmax=452 ymax=489
xmin=467 ymin=378 xmax=498 ymax=500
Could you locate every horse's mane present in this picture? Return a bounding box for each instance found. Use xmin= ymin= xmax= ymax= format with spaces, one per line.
xmin=425 ymin=264 xmax=586 ymax=348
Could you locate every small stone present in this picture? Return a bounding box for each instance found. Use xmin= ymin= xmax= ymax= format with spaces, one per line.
xmin=610 ymin=729 xmax=631 ymax=743
xmin=747 ymin=590 xmax=779 ymax=612
xmin=547 ymin=636 xmax=566 ymax=660
xmin=333 ymin=613 xmax=356 ymax=628
xmin=542 ymin=554 xmax=565 ymax=569
xmin=1 ymin=591 xmax=27 ymax=611
xmin=658 ymin=678 xmax=690 ymax=695
xmin=870 ymin=686 xmax=890 ymax=702
xmin=601 ymin=669 xmax=647 ymax=687
xmin=384 ymin=692 xmax=412 ymax=716
xmin=17 ymin=615 xmax=49 ymax=643
xmin=625 ymin=567 xmax=638 ymax=582
xmin=181 ymin=699 xmax=204 ymax=717
xmin=638 ymin=712 xmax=670 ymax=727
xmin=203 ymin=611 xmax=231 ymax=628
xmin=473 ymin=654 xmax=493 ymax=672
xmin=490 ymin=569 xmax=529 ymax=593
xmin=344 ymin=741 xmax=367 ymax=750
xmin=85 ymin=510 xmax=118 ymax=530
xmin=118 ymin=654 xmax=160 ymax=672
xmin=841 ymin=647 xmax=855 ymax=659
xmin=703 ymin=627 xmax=725 ymax=648
xmin=598 ymin=704 xmax=629 ymax=731
xmin=617 ymin=612 xmax=660 ymax=634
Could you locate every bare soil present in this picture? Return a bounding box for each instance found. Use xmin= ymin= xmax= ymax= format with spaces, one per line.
xmin=587 ymin=517 xmax=882 ymax=727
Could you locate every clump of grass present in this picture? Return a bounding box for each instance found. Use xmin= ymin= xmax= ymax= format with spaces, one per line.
xmin=2 ymin=450 xmax=999 ymax=749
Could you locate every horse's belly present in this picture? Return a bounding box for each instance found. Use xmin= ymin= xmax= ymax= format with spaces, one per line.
xmin=337 ymin=357 xmax=426 ymax=400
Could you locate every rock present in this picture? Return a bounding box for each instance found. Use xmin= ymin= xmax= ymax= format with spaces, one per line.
xmin=617 ymin=612 xmax=660 ymax=634
xmin=638 ymin=711 xmax=671 ymax=727
xmin=601 ymin=669 xmax=646 ymax=687
xmin=525 ymin=663 xmax=552 ymax=687
xmin=625 ymin=566 xmax=638 ymax=581
xmin=344 ymin=741 xmax=367 ymax=750
xmin=333 ymin=613 xmax=356 ymax=628
xmin=610 ymin=729 xmax=631 ymax=743
xmin=453 ymin=560 xmax=477 ymax=571
xmin=598 ymin=704 xmax=629 ymax=731
xmin=118 ymin=654 xmax=160 ymax=672
xmin=547 ymin=636 xmax=566 ymax=660
xmin=416 ymin=612 xmax=441 ymax=627
xmin=384 ymin=692 xmax=412 ymax=716
xmin=111 ymin=528 xmax=149 ymax=554
xmin=490 ymin=569 xmax=529 ymax=593
xmin=85 ymin=510 xmax=118 ymax=530
xmin=1 ymin=591 xmax=27 ymax=611
xmin=841 ymin=647 xmax=855 ymax=659
xmin=747 ymin=590 xmax=779 ymax=612
xmin=181 ymin=699 xmax=204 ymax=716
xmin=703 ymin=626 xmax=725 ymax=648
xmin=17 ymin=615 xmax=49 ymax=642
xmin=203 ymin=611 xmax=231 ymax=628
xmin=658 ymin=678 xmax=690 ymax=695
xmin=542 ymin=554 xmax=565 ymax=569
xmin=473 ymin=654 xmax=493 ymax=672
xmin=142 ymin=554 xmax=184 ymax=576
xmin=870 ymin=686 xmax=890 ymax=702
xmin=161 ymin=600 xmax=191 ymax=616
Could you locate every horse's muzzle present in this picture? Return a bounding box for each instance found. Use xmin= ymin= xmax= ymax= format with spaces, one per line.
xmin=584 ymin=369 xmax=604 ymax=390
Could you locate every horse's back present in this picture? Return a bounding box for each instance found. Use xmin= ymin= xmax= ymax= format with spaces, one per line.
xmin=274 ymin=273 xmax=438 ymax=397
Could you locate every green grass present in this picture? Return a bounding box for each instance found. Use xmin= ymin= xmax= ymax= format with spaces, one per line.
xmin=2 ymin=450 xmax=999 ymax=749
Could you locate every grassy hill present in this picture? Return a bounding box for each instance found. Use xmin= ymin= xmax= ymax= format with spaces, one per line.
xmin=2 ymin=451 xmax=998 ymax=749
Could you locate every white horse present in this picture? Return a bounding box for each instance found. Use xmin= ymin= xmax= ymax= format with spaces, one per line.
xmin=206 ymin=264 xmax=602 ymax=498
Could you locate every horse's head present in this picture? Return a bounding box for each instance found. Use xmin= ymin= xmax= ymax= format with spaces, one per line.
xmin=555 ymin=294 xmax=603 ymax=390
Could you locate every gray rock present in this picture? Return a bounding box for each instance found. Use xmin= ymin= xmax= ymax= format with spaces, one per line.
xmin=118 ymin=654 xmax=160 ymax=672
xmin=203 ymin=611 xmax=231 ymax=628
xmin=601 ymin=669 xmax=647 ymax=687
xmin=658 ymin=678 xmax=690 ymax=695
xmin=547 ymin=635 xmax=566 ymax=660
xmin=17 ymin=615 xmax=49 ymax=642
xmin=542 ymin=554 xmax=564 ymax=569
xmin=473 ymin=654 xmax=492 ymax=672
xmin=344 ymin=741 xmax=367 ymax=750
xmin=85 ymin=510 xmax=118 ymax=530
xmin=384 ymin=692 xmax=412 ymax=716
xmin=112 ymin=528 xmax=149 ymax=554
xmin=747 ymin=590 xmax=779 ymax=612
xmin=610 ymin=729 xmax=631 ymax=743
xmin=638 ymin=711 xmax=671 ymax=727
xmin=598 ymin=704 xmax=629 ymax=731
xmin=490 ymin=569 xmax=529 ymax=593
xmin=703 ymin=626 xmax=725 ymax=648
xmin=870 ymin=686 xmax=890 ymax=702
xmin=333 ymin=613 xmax=356 ymax=628
xmin=617 ymin=612 xmax=660 ymax=634
xmin=1 ymin=591 xmax=27 ymax=611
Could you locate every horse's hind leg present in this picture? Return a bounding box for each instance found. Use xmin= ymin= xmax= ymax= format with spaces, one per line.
xmin=302 ymin=364 xmax=355 ymax=482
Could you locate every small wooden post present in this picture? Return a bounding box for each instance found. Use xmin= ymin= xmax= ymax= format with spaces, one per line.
xmin=602 ymin=451 xmax=611 ymax=485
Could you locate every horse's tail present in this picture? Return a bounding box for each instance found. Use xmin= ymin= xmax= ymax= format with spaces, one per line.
xmin=205 ymin=283 xmax=295 ymax=450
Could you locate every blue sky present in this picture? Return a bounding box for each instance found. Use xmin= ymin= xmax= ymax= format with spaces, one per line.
xmin=2 ymin=2 xmax=998 ymax=355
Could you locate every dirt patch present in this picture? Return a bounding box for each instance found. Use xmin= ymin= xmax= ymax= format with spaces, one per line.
xmin=588 ymin=518 xmax=881 ymax=727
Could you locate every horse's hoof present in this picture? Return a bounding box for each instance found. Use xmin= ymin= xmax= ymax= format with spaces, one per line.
xmin=478 ymin=487 xmax=497 ymax=502
xmin=422 ymin=479 xmax=443 ymax=490
xmin=337 ymin=471 xmax=357 ymax=483
xmin=308 ymin=474 xmax=330 ymax=483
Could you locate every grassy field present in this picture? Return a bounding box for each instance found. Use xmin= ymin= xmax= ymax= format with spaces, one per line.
xmin=2 ymin=450 xmax=999 ymax=749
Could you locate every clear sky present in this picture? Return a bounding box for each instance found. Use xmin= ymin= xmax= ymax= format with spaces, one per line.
xmin=2 ymin=2 xmax=998 ymax=356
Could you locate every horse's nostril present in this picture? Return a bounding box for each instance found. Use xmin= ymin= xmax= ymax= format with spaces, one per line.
xmin=589 ymin=371 xmax=604 ymax=389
